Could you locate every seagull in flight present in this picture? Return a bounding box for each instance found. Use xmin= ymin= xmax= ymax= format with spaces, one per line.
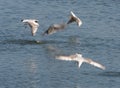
xmin=21 ymin=19 xmax=39 ymax=36
xmin=67 ymin=11 xmax=82 ymax=27
xmin=56 ymin=53 xmax=105 ymax=70
xmin=43 ymin=23 xmax=67 ymax=35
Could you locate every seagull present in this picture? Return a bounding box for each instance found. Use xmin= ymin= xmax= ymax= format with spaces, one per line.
xmin=67 ymin=11 xmax=82 ymax=27
xmin=56 ymin=53 xmax=105 ymax=70
xmin=42 ymin=23 xmax=67 ymax=35
xmin=21 ymin=19 xmax=39 ymax=36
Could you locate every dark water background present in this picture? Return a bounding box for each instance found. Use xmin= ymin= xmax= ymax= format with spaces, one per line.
xmin=0 ymin=0 xmax=120 ymax=88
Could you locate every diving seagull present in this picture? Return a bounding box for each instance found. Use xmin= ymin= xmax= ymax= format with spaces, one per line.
xmin=56 ymin=53 xmax=105 ymax=70
xmin=43 ymin=23 xmax=67 ymax=35
xmin=21 ymin=19 xmax=39 ymax=36
xmin=67 ymin=11 xmax=82 ymax=27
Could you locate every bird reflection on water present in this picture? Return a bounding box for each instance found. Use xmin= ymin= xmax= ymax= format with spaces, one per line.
xmin=25 ymin=58 xmax=38 ymax=74
xmin=24 ymin=58 xmax=39 ymax=88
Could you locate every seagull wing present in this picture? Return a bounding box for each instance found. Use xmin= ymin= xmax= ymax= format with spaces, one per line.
xmin=56 ymin=54 xmax=85 ymax=68
xmin=31 ymin=24 xmax=39 ymax=36
xmin=53 ymin=24 xmax=66 ymax=30
xmin=56 ymin=56 xmax=73 ymax=61
xmin=56 ymin=54 xmax=77 ymax=61
xmin=76 ymin=17 xmax=82 ymax=27
xmin=67 ymin=17 xmax=75 ymax=24
xmin=70 ymin=11 xmax=77 ymax=17
xmin=85 ymin=58 xmax=105 ymax=70
xmin=67 ymin=11 xmax=77 ymax=24
xmin=43 ymin=24 xmax=66 ymax=36
xmin=43 ymin=26 xmax=57 ymax=35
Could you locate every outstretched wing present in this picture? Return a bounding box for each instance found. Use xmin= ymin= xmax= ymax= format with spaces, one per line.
xmin=56 ymin=54 xmax=77 ymax=61
xmin=42 ymin=26 xmax=57 ymax=35
xmin=76 ymin=17 xmax=82 ymax=27
xmin=31 ymin=26 xmax=38 ymax=36
xmin=53 ymin=24 xmax=66 ymax=30
xmin=56 ymin=56 xmax=73 ymax=61
xmin=85 ymin=58 xmax=105 ymax=70
xmin=70 ymin=11 xmax=77 ymax=17
xmin=43 ymin=23 xmax=66 ymax=35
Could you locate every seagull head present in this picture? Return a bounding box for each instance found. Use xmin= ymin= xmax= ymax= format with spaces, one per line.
xmin=75 ymin=53 xmax=82 ymax=57
xmin=35 ymin=20 xmax=38 ymax=23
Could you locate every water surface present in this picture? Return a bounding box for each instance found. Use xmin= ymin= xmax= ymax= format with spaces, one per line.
xmin=0 ymin=0 xmax=120 ymax=88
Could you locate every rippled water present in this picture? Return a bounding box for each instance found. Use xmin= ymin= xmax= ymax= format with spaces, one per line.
xmin=0 ymin=0 xmax=120 ymax=88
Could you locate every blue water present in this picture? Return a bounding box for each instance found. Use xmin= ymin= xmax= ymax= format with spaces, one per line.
xmin=0 ymin=0 xmax=120 ymax=88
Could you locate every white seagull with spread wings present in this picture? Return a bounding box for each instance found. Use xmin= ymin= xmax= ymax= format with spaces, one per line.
xmin=21 ymin=19 xmax=39 ymax=36
xmin=56 ymin=53 xmax=105 ymax=70
xmin=67 ymin=11 xmax=82 ymax=27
